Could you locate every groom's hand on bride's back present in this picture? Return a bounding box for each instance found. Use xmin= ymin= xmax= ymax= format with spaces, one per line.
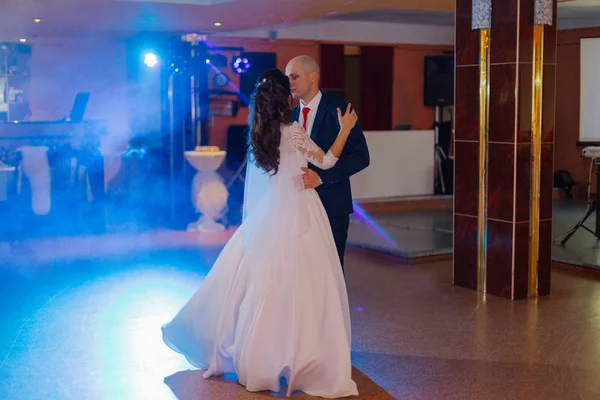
xmin=301 ymin=167 xmax=322 ymax=189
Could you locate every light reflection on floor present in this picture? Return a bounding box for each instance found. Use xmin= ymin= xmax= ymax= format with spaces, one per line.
xmin=0 ymin=255 xmax=211 ymax=400
xmin=3 ymin=234 xmax=600 ymax=399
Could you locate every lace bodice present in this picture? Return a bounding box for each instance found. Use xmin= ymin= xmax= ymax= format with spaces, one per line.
xmin=283 ymin=122 xmax=338 ymax=170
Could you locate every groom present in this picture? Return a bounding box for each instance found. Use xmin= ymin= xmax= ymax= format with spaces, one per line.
xmin=285 ymin=55 xmax=370 ymax=270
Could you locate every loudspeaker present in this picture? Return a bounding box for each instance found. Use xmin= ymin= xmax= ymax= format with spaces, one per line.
xmin=239 ymin=52 xmax=277 ymax=104
xmin=424 ymin=55 xmax=454 ymax=107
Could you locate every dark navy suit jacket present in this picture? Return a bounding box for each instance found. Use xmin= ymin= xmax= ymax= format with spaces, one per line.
xmin=293 ymin=94 xmax=370 ymax=218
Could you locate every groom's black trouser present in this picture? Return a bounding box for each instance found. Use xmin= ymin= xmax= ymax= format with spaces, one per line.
xmin=328 ymin=215 xmax=350 ymax=271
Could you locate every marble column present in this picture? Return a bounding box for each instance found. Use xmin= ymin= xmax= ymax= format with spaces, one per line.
xmin=454 ymin=0 xmax=557 ymax=299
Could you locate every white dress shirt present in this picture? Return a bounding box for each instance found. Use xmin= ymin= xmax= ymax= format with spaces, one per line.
xmin=300 ymin=91 xmax=322 ymax=137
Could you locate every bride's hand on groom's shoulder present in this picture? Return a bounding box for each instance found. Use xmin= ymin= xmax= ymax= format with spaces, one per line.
xmin=337 ymin=103 xmax=358 ymax=133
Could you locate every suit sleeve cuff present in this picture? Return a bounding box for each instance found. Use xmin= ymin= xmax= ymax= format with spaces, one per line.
xmin=317 ymin=170 xmax=330 ymax=187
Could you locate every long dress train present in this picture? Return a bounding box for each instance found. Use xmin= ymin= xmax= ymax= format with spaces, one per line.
xmin=162 ymin=122 xmax=358 ymax=398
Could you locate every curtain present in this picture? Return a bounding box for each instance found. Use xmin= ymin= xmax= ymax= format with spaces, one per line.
xmin=319 ymin=44 xmax=345 ymax=90
xmin=359 ymin=46 xmax=394 ymax=131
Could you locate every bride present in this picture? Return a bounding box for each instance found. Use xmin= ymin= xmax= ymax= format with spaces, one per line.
xmin=161 ymin=68 xmax=359 ymax=398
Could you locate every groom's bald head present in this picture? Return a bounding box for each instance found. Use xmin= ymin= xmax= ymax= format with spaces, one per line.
xmin=285 ymin=55 xmax=320 ymax=103
xmin=290 ymin=55 xmax=320 ymax=75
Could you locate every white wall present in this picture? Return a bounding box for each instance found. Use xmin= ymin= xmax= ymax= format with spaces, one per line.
xmin=219 ymin=19 xmax=454 ymax=45
xmin=351 ymin=130 xmax=436 ymax=199
xmin=579 ymin=37 xmax=600 ymax=143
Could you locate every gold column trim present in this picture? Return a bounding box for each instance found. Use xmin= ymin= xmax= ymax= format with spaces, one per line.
xmin=478 ymin=29 xmax=490 ymax=293
xmin=529 ymin=24 xmax=545 ymax=298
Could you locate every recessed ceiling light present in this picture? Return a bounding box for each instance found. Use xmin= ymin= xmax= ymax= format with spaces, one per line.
xmin=19 ymin=38 xmax=27 ymax=43
xmin=213 ymin=21 xmax=222 ymax=27
xmin=33 ymin=18 xmax=41 ymax=23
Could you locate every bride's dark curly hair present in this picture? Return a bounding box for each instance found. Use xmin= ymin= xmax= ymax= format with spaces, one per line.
xmin=248 ymin=68 xmax=293 ymax=175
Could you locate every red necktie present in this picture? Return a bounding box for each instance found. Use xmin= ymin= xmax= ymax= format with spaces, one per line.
xmin=302 ymin=107 xmax=311 ymax=130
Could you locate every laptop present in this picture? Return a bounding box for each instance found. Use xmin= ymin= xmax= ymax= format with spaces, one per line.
xmin=66 ymin=92 xmax=90 ymax=122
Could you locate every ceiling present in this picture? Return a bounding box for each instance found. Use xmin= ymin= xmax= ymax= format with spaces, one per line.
xmin=331 ymin=8 xmax=454 ymax=26
xmin=0 ymin=0 xmax=597 ymax=41
xmin=558 ymin=0 xmax=600 ymax=22
xmin=332 ymin=1 xmax=597 ymax=27
xmin=0 ymin=0 xmax=453 ymax=40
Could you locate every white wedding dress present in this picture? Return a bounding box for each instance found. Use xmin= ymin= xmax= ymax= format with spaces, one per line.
xmin=161 ymin=122 xmax=358 ymax=398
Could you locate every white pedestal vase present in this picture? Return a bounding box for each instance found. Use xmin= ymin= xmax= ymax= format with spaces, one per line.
xmin=184 ymin=147 xmax=228 ymax=233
